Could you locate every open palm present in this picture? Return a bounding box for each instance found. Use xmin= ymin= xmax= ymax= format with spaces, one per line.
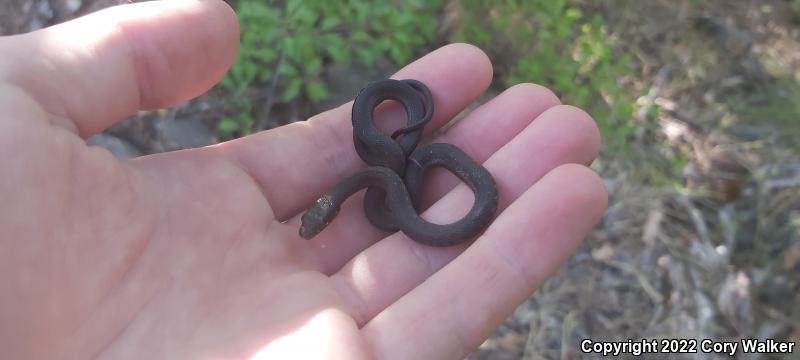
xmin=0 ymin=1 xmax=606 ymax=359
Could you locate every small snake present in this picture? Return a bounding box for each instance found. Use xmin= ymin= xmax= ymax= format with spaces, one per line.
xmin=299 ymin=79 xmax=498 ymax=246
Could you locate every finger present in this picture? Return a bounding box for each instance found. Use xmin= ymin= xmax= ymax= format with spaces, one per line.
xmin=362 ymin=164 xmax=608 ymax=359
xmin=329 ymin=105 xmax=600 ymax=325
xmin=214 ymin=43 xmax=493 ymax=221
xmin=0 ymin=0 xmax=238 ymax=137
xmin=299 ymin=83 xmax=562 ymax=273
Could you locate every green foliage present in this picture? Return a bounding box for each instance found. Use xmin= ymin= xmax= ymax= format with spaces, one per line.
xmin=793 ymin=0 xmax=800 ymax=20
xmin=218 ymin=0 xmax=441 ymax=138
xmin=222 ymin=0 xmax=640 ymax=153
xmin=453 ymin=0 xmax=638 ymax=154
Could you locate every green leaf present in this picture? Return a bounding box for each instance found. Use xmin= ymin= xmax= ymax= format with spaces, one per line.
xmin=286 ymin=0 xmax=303 ymax=14
xmin=394 ymin=31 xmax=411 ymax=44
xmin=282 ymin=37 xmax=298 ymax=60
xmin=281 ymin=78 xmax=303 ymax=101
xmin=219 ymin=75 xmax=234 ymax=91
xmin=389 ymin=45 xmax=409 ymax=65
xmin=323 ymin=34 xmax=349 ymax=63
xmin=252 ymin=48 xmax=278 ymax=62
xmin=356 ymin=47 xmax=377 ymax=64
xmin=375 ymin=37 xmax=391 ymax=51
xmin=305 ymin=57 xmax=323 ymax=74
xmin=372 ymin=19 xmax=386 ymax=32
xmin=218 ymin=117 xmax=240 ymax=133
xmin=305 ymin=81 xmax=329 ymax=102
xmin=352 ymin=31 xmax=370 ymax=42
xmin=258 ymin=69 xmax=274 ymax=83
xmin=321 ymin=15 xmax=341 ymax=30
xmin=327 ymin=45 xmax=349 ymax=63
xmin=616 ymin=100 xmax=634 ymax=119
xmin=293 ymin=7 xmax=318 ymax=25
xmin=278 ymin=62 xmax=299 ymax=76
xmin=566 ymin=8 xmax=582 ymax=20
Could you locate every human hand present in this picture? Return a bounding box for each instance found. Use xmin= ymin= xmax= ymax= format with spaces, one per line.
xmin=0 ymin=1 xmax=607 ymax=359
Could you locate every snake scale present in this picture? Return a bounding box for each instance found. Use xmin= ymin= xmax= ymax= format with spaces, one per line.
xmin=299 ymin=79 xmax=498 ymax=247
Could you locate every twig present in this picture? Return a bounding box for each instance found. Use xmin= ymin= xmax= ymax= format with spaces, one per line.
xmin=522 ymin=311 xmax=542 ymax=360
xmin=676 ymin=193 xmax=711 ymax=246
xmin=718 ymin=204 xmax=737 ymax=253
xmin=606 ymin=260 xmax=665 ymax=304
xmin=560 ymin=311 xmax=578 ymax=360
xmin=636 ymin=65 xmax=670 ymax=122
xmin=255 ymin=53 xmax=285 ymax=131
xmin=763 ymin=173 xmax=800 ymax=190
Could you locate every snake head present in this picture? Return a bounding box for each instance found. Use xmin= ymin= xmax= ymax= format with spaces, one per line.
xmin=299 ymin=195 xmax=340 ymax=240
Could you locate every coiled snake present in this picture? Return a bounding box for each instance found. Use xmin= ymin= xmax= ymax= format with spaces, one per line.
xmin=299 ymin=79 xmax=498 ymax=247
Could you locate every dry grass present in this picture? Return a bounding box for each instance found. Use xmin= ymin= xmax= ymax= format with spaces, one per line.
xmin=471 ymin=1 xmax=799 ymax=359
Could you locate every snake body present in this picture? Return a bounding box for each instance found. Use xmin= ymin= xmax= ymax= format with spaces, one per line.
xmin=299 ymin=79 xmax=498 ymax=246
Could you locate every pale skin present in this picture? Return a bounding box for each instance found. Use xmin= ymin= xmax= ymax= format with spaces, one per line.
xmin=0 ymin=0 xmax=607 ymax=359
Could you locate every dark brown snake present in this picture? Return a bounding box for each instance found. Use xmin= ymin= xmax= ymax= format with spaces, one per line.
xmin=298 ymin=79 xmax=498 ymax=247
